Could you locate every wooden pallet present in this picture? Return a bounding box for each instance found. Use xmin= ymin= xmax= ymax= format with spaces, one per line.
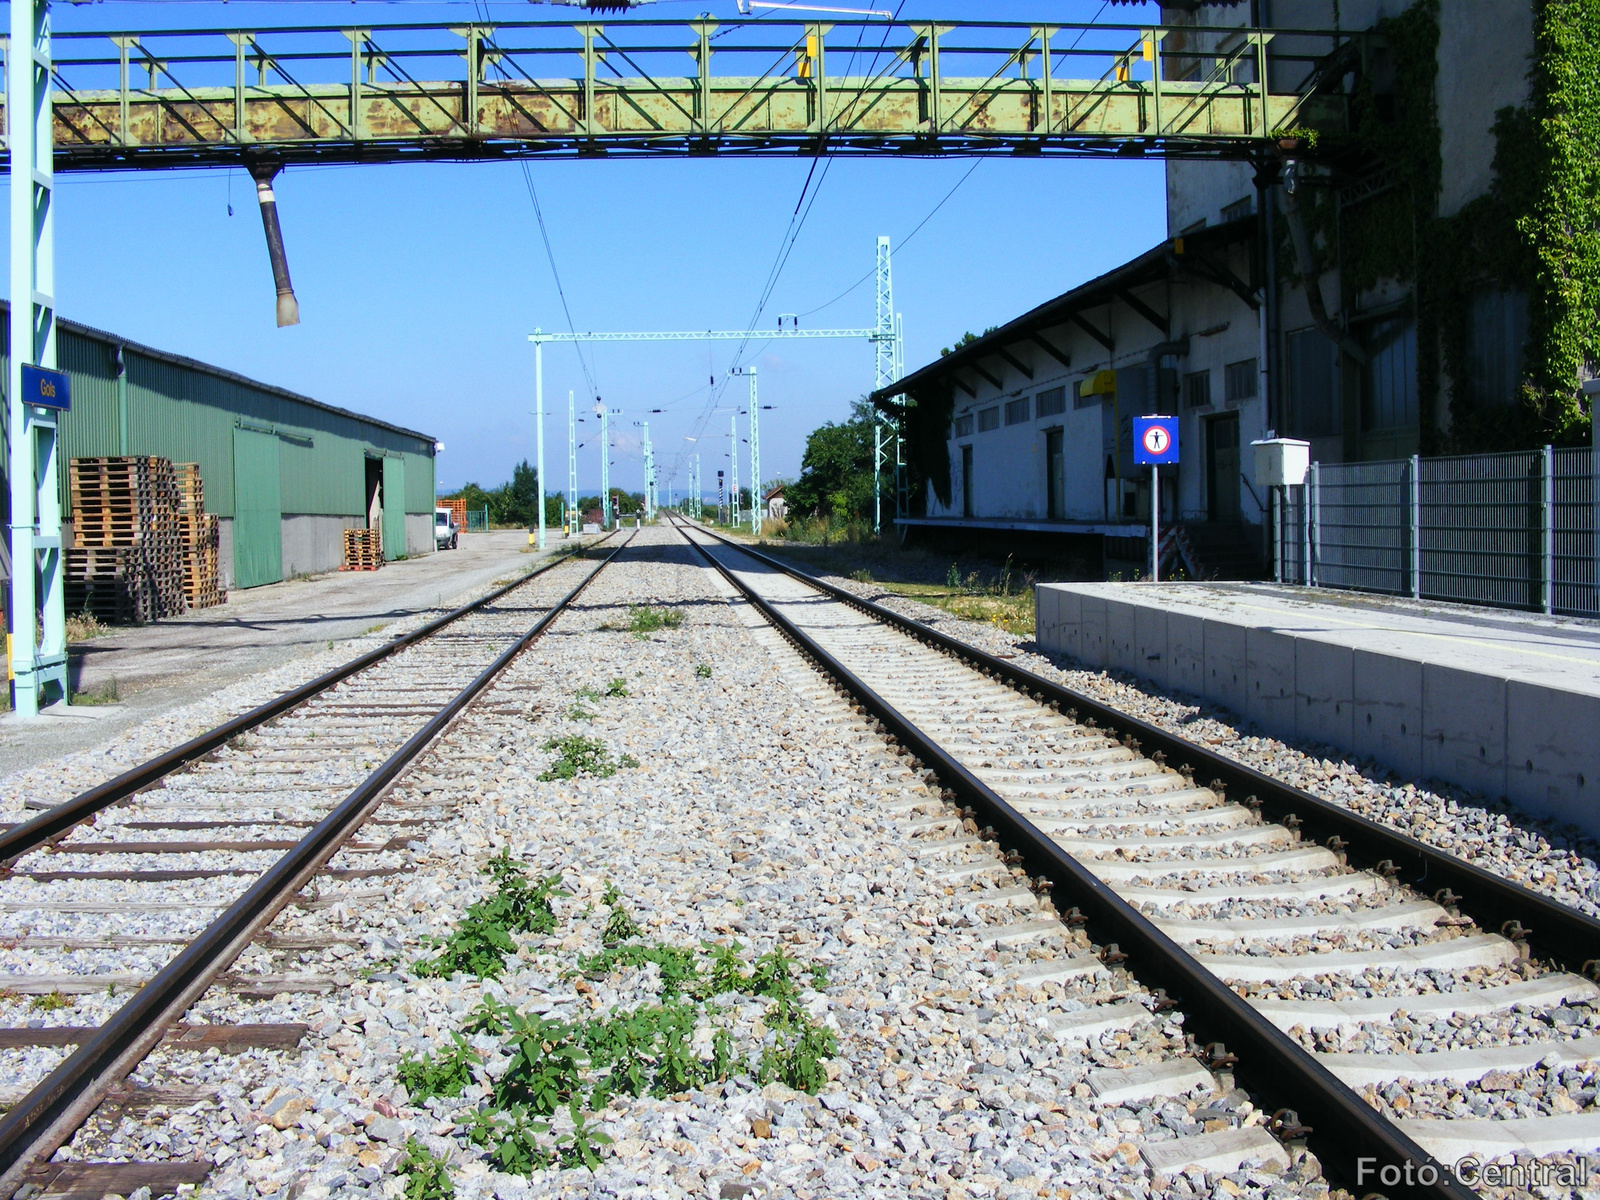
xmin=341 ymin=528 xmax=383 ymax=571
xmin=68 ymin=457 xmax=188 ymax=621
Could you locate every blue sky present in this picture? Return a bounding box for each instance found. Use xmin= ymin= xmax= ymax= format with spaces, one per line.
xmin=26 ymin=0 xmax=1167 ymax=498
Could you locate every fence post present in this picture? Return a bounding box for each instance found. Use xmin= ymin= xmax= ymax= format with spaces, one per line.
xmin=1543 ymin=443 xmax=1554 ymax=615
xmin=1409 ymin=454 xmax=1421 ymax=599
xmin=1271 ymin=486 xmax=1282 ymax=583
xmin=1309 ymin=461 xmax=1320 ymax=586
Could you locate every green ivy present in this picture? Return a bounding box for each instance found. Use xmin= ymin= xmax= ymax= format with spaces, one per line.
xmin=1518 ymin=0 xmax=1600 ymax=438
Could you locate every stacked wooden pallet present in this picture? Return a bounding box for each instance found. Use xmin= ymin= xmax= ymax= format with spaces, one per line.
xmin=443 ymin=497 xmax=468 ymax=529
xmin=67 ymin=457 xmax=186 ymax=624
xmin=342 ymin=528 xmax=383 ymax=571
xmin=175 ymin=463 xmax=226 ymax=610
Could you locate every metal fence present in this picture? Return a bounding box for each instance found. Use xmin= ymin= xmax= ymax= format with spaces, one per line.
xmin=1277 ymin=445 xmax=1599 ymax=618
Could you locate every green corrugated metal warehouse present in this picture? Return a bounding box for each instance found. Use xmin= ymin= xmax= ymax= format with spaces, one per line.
xmin=2 ymin=304 xmax=437 ymax=590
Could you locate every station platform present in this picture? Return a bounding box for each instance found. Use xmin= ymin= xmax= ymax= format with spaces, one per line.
xmin=1035 ymin=582 xmax=1600 ymax=834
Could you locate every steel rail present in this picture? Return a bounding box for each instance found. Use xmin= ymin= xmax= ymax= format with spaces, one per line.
xmin=676 ymin=518 xmax=1473 ymax=1199
xmin=687 ymin=522 xmax=1600 ymax=983
xmin=0 ymin=532 xmax=616 ymax=871
xmin=0 ymin=531 xmax=633 ymax=1197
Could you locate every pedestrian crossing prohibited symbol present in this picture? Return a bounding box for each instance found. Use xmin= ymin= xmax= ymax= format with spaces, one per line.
xmin=1133 ymin=415 xmax=1178 ymax=465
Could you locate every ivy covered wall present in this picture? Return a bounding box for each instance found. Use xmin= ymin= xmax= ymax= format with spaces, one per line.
xmin=1308 ymin=0 xmax=1598 ymax=450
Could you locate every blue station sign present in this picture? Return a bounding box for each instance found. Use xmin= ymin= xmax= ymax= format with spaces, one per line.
xmin=21 ymin=364 xmax=71 ymax=411
xmin=1133 ymin=414 xmax=1178 ymax=466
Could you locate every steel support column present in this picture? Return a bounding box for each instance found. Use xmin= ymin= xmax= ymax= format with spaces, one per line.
xmin=728 ymin=413 xmax=740 ymax=529
xmin=533 ymin=333 xmax=546 ymax=550
xmin=747 ymin=367 xmax=761 ymax=536
xmin=8 ymin=0 xmax=68 ymax=718
xmin=567 ymin=390 xmax=578 ymax=536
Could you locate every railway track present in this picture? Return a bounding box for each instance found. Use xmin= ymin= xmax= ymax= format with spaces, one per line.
xmin=0 ymin=532 xmax=630 ymax=1199
xmin=675 ymin=517 xmax=1600 ymax=1199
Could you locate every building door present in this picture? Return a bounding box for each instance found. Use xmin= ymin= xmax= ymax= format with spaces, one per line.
xmin=1045 ymin=429 xmax=1065 ymax=519
xmin=381 ymin=456 xmax=407 ymax=560
xmin=1207 ymin=414 xmax=1241 ymax=523
xmin=961 ymin=445 xmax=974 ymax=518
xmin=232 ymin=427 xmax=282 ymax=588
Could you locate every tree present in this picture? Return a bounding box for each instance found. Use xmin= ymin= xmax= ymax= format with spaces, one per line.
xmin=786 ymin=399 xmax=890 ymax=521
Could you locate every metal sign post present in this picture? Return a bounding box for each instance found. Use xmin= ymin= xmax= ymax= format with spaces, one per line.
xmin=1133 ymin=415 xmax=1179 ymax=583
xmin=8 ymin=0 xmax=69 ymax=717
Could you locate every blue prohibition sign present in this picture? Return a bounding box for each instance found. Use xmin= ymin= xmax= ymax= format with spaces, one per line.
xmin=1133 ymin=415 xmax=1178 ymax=465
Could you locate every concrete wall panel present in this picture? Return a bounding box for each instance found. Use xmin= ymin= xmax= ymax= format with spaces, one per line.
xmin=1134 ymin=603 xmax=1171 ymax=690
xmin=1506 ymin=683 xmax=1600 ymax=830
xmin=406 ymin=512 xmax=435 ymax=559
xmin=1203 ymin=618 xmax=1249 ymax=717
xmin=1422 ymin=664 xmax=1506 ymax=799
xmin=218 ymin=517 xmax=235 ymax=592
xmin=1246 ymin=627 xmax=1297 ymax=737
xmin=1107 ymin=599 xmax=1139 ymax=675
xmin=1295 ymin=638 xmax=1354 ymax=750
xmin=1035 ymin=585 xmax=1062 ymax=654
xmin=1353 ymin=650 xmax=1423 ymax=780
xmin=1167 ymin=612 xmax=1206 ymax=696
xmin=1080 ymin=593 xmax=1109 ymax=668
xmin=282 ymin=514 xmax=365 ymax=579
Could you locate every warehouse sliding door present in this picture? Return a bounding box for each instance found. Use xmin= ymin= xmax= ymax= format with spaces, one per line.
xmin=382 ymin=456 xmax=406 ymax=560
xmin=233 ymin=427 xmax=283 ymax=588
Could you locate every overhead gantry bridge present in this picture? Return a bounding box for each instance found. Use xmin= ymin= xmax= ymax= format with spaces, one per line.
xmin=3 ymin=17 xmax=1356 ymax=170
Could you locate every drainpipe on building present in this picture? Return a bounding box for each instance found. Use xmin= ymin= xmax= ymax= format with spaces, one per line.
xmin=1281 ymin=161 xmax=1368 ymax=366
xmin=249 ymin=163 xmax=301 ymax=328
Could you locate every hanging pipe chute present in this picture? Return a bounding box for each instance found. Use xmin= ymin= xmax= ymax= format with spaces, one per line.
xmin=249 ymin=163 xmax=300 ymax=328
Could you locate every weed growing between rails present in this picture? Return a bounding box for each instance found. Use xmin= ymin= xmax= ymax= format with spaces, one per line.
xmin=540 ymin=735 xmax=639 ymax=781
xmin=599 ymin=605 xmax=684 ymax=639
xmin=393 ymin=874 xmax=837 ymax=1182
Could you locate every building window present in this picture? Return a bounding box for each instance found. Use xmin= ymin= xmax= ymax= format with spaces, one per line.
xmin=1465 ymin=291 xmax=1529 ymax=408
xmin=1224 ymin=358 xmax=1258 ymax=402
xmin=1035 ymin=385 xmax=1067 ymax=418
xmin=1362 ymin=316 xmax=1418 ymax=431
xmin=1183 ymin=370 xmax=1211 ymax=409
xmin=1221 ymin=197 xmax=1253 ymax=223
xmin=1285 ymin=327 xmax=1340 ymax=437
xmin=977 ymin=406 xmax=1000 ymax=432
xmin=1004 ymin=397 xmax=1030 ymax=426
xmin=952 ymin=412 xmax=973 ymax=438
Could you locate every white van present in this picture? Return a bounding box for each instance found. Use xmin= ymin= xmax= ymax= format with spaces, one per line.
xmin=434 ymin=508 xmax=459 ymax=550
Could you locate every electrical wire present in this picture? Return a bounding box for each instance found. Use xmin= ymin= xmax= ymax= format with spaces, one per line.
xmin=519 ymin=158 xmax=600 ymax=403
xmin=795 ymin=0 xmax=1114 ymax=320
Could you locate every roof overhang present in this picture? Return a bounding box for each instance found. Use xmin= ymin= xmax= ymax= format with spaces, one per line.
xmin=871 ymin=214 xmax=1257 ymax=412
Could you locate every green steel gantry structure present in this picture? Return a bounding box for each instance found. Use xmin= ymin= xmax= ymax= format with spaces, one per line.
xmin=6 ymin=10 xmax=1357 ymax=717
xmin=6 ymin=18 xmax=1351 ymax=169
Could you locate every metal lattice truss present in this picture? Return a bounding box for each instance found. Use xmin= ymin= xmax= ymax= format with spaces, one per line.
xmin=6 ymin=18 xmax=1356 ymax=170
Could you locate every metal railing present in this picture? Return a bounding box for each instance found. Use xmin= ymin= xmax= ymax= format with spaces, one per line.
xmin=1277 ymin=446 xmax=1599 ymax=618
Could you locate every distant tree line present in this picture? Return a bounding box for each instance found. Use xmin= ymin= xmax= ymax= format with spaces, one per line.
xmin=444 ymin=460 xmax=564 ymax=528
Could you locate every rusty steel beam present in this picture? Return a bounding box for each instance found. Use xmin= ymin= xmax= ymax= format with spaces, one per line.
xmin=14 ymin=19 xmax=1353 ymax=169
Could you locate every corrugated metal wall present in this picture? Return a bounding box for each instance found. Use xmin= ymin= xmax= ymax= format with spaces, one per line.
xmin=2 ymin=317 xmax=435 ymax=523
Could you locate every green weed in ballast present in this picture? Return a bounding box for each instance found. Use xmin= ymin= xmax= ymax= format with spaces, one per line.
xmin=539 ymin=735 xmax=638 ymax=781
xmin=604 ymin=677 xmax=630 ymax=698
xmin=413 ymin=855 xmax=566 ymax=979
xmin=623 ymin=605 xmax=682 ymax=637
xmin=398 ymin=1034 xmax=479 ymax=1101
xmin=397 ymin=927 xmax=836 ymax=1176
xmin=398 ymin=1138 xmax=454 ymax=1200
xmin=599 ymin=882 xmax=642 ymax=946
xmin=694 ymin=663 xmax=713 ymax=679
